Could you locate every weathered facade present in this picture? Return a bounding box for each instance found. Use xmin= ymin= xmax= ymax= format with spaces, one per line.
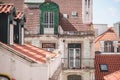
xmin=24 ymin=0 xmax=95 ymax=80
xmin=0 ymin=3 xmax=61 ymax=80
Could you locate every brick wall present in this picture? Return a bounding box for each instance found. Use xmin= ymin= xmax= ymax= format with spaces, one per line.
xmin=51 ymin=0 xmax=83 ymax=23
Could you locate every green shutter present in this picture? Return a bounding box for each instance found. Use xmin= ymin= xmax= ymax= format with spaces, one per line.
xmin=39 ymin=2 xmax=59 ymax=34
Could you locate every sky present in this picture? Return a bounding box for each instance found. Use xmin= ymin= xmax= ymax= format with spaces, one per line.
xmin=93 ymin=0 xmax=120 ymax=26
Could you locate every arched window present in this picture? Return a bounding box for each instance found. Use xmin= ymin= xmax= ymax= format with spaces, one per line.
xmin=39 ymin=2 xmax=59 ymax=35
xmin=67 ymin=75 xmax=81 ymax=80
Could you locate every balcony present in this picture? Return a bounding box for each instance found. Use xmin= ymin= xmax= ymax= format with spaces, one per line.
xmin=61 ymin=58 xmax=94 ymax=70
xmin=59 ymin=31 xmax=94 ymax=37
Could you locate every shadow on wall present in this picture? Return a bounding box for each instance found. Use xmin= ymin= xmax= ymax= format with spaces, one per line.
xmin=59 ymin=13 xmax=77 ymax=31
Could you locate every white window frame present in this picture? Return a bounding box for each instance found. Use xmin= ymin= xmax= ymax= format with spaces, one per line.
xmin=69 ymin=48 xmax=80 ymax=68
xmin=44 ymin=12 xmax=54 ymax=28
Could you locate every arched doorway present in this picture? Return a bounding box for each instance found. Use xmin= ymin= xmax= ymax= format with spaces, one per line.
xmin=67 ymin=75 xmax=81 ymax=80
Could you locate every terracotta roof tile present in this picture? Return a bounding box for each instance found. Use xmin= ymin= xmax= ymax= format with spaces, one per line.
xmin=95 ymin=28 xmax=119 ymax=43
xmin=10 ymin=44 xmax=56 ymax=63
xmin=104 ymin=70 xmax=120 ymax=80
xmin=95 ymin=54 xmax=120 ymax=80
xmin=14 ymin=12 xmax=24 ymax=20
xmin=94 ymin=28 xmax=120 ymax=51
xmin=0 ymin=4 xmax=14 ymax=13
xmin=3 ymin=0 xmax=24 ymax=11
xmin=60 ymin=22 xmax=92 ymax=31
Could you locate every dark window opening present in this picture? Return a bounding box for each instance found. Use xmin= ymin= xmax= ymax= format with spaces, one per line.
xmin=42 ymin=43 xmax=55 ymax=52
xmin=104 ymin=41 xmax=114 ymax=52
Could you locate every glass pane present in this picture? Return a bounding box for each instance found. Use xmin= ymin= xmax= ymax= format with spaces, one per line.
xmin=69 ymin=48 xmax=74 ymax=68
xmin=75 ymin=48 xmax=80 ymax=68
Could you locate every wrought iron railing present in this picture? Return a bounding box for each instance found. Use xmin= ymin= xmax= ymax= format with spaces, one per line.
xmin=61 ymin=58 xmax=94 ymax=70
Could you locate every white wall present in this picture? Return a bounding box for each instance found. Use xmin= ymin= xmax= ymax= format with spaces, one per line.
xmin=93 ymin=24 xmax=108 ymax=37
xmin=113 ymin=22 xmax=120 ymax=37
xmin=49 ymin=54 xmax=62 ymax=78
xmin=0 ymin=46 xmax=49 ymax=80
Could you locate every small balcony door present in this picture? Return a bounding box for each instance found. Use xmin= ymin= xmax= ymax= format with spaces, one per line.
xmin=68 ymin=44 xmax=81 ymax=69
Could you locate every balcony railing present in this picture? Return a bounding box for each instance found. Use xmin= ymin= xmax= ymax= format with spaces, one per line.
xmin=59 ymin=31 xmax=94 ymax=37
xmin=61 ymin=58 xmax=94 ymax=70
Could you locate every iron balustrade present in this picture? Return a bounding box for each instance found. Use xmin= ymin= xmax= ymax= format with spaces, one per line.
xmin=61 ymin=58 xmax=94 ymax=70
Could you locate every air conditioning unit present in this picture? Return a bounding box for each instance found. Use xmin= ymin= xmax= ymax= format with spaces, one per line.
xmin=63 ymin=14 xmax=68 ymax=18
xmin=72 ymin=11 xmax=77 ymax=16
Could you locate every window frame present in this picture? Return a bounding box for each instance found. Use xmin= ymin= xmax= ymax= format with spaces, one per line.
xmin=99 ymin=64 xmax=108 ymax=72
xmin=104 ymin=41 xmax=114 ymax=52
xmin=43 ymin=12 xmax=54 ymax=28
xmin=42 ymin=43 xmax=56 ymax=52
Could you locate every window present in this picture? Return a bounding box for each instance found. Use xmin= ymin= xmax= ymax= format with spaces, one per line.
xmin=100 ymin=64 xmax=108 ymax=72
xmin=117 ymin=41 xmax=120 ymax=52
xmin=68 ymin=44 xmax=81 ymax=69
xmin=104 ymin=41 xmax=114 ymax=52
xmin=71 ymin=11 xmax=78 ymax=18
xmin=44 ymin=12 xmax=54 ymax=28
xmin=42 ymin=43 xmax=55 ymax=52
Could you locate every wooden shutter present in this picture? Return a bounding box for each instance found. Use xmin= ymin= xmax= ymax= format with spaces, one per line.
xmin=113 ymin=41 xmax=118 ymax=52
xmin=100 ymin=41 xmax=104 ymax=52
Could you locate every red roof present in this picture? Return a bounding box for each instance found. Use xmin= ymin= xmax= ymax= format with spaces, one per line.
xmin=3 ymin=0 xmax=24 ymax=11
xmin=104 ymin=70 xmax=120 ymax=80
xmin=10 ymin=44 xmax=56 ymax=63
xmin=0 ymin=4 xmax=14 ymax=13
xmin=60 ymin=22 xmax=92 ymax=31
xmin=15 ymin=12 xmax=24 ymax=20
xmin=94 ymin=28 xmax=120 ymax=51
xmin=95 ymin=54 xmax=120 ymax=80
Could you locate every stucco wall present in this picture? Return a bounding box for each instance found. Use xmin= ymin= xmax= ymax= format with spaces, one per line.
xmin=0 ymin=46 xmax=48 ymax=80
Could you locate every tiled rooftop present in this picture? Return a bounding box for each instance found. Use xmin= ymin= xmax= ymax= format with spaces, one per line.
xmin=104 ymin=70 xmax=120 ymax=80
xmin=15 ymin=12 xmax=25 ymax=20
xmin=3 ymin=0 xmax=24 ymax=11
xmin=95 ymin=54 xmax=120 ymax=80
xmin=95 ymin=28 xmax=119 ymax=43
xmin=10 ymin=44 xmax=56 ymax=63
xmin=0 ymin=4 xmax=14 ymax=13
xmin=94 ymin=28 xmax=120 ymax=51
